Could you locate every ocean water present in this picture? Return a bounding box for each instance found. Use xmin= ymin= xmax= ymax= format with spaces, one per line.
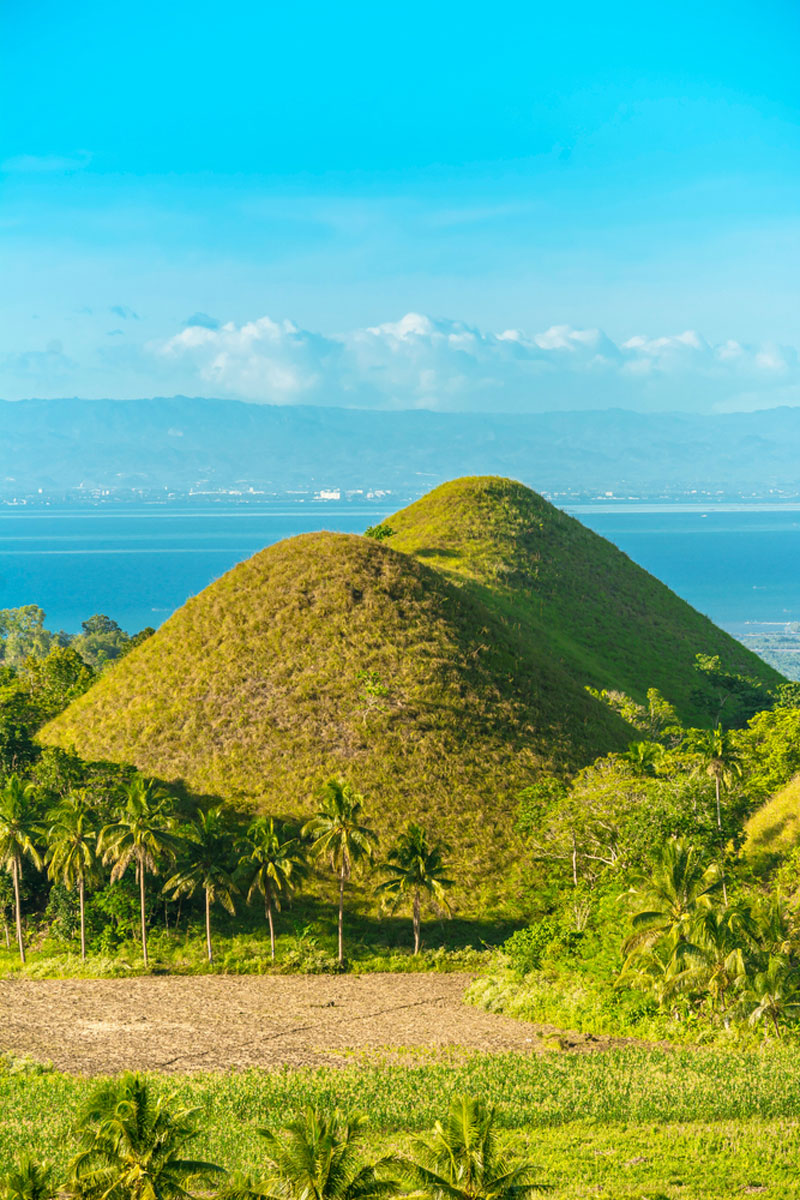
xmin=0 ymin=502 xmax=799 ymax=638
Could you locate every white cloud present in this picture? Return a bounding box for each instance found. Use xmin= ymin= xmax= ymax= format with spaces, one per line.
xmin=152 ymin=312 xmax=800 ymax=413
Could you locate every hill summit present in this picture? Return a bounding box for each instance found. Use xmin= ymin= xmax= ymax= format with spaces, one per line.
xmin=40 ymin=477 xmax=780 ymax=908
xmin=388 ymin=477 xmax=780 ymax=722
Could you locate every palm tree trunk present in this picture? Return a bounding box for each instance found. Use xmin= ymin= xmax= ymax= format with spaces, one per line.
xmin=714 ymin=774 xmax=729 ymax=904
xmin=413 ymin=888 xmax=421 ymax=955
xmin=338 ymin=866 xmax=345 ymax=964
xmin=79 ymin=875 xmax=86 ymax=962
xmin=138 ymin=857 xmax=148 ymax=968
xmin=12 ymin=855 xmax=24 ymax=964
xmin=715 ymin=775 xmax=722 ymax=829
xmin=266 ymin=885 xmax=276 ymax=962
xmin=571 ymin=831 xmax=578 ymax=887
xmin=3 ymin=920 xmax=9 ymax=949
xmin=205 ymin=888 xmax=213 ymax=964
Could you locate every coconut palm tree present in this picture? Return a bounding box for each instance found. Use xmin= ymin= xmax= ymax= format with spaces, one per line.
xmin=46 ymin=789 xmax=98 ymax=962
xmin=99 ymin=777 xmax=180 ymax=967
xmin=376 ymin=823 xmax=453 ymax=954
xmin=163 ymin=807 xmax=238 ymax=964
xmin=0 ymin=774 xmax=43 ymax=963
xmin=239 ymin=816 xmax=307 ymax=961
xmin=302 ymin=779 xmax=377 ymax=964
xmin=257 ymin=1107 xmax=396 ymax=1200
xmin=620 ymin=740 xmax=665 ymax=776
xmin=669 ymin=906 xmax=749 ymax=1020
xmin=683 ymin=727 xmax=742 ymax=831
xmin=0 ymin=1156 xmax=57 ymax=1200
xmin=394 ymin=1093 xmax=547 ymax=1200
xmin=683 ymin=727 xmax=742 ymax=903
xmin=69 ymin=1071 xmax=223 ymax=1200
xmin=741 ymin=955 xmax=800 ymax=1039
xmin=622 ymin=837 xmax=721 ymax=973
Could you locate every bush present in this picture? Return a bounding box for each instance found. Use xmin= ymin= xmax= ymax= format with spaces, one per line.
xmin=502 ymin=918 xmax=559 ymax=973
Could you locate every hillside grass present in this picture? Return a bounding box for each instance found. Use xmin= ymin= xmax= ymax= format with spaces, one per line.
xmin=744 ymin=772 xmax=800 ymax=863
xmin=389 ymin=476 xmax=783 ymax=723
xmin=4 ymin=1048 xmax=800 ymax=1197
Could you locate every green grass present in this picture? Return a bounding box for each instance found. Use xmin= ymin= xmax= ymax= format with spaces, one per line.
xmin=4 ymin=1048 xmax=800 ymax=1196
xmin=0 ymin=898 xmax=507 ymax=978
xmin=389 ymin=477 xmax=783 ymax=725
xmin=744 ymin=773 xmax=800 ymax=863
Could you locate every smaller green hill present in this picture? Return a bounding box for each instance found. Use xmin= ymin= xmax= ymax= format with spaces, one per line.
xmin=387 ymin=477 xmax=783 ymax=723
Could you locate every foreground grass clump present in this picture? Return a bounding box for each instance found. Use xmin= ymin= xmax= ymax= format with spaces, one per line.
xmin=3 ymin=1048 xmax=800 ymax=1197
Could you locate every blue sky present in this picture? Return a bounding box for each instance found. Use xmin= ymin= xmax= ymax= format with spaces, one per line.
xmin=1 ymin=0 xmax=799 ymax=410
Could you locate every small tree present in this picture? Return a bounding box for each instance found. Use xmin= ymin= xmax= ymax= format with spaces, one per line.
xmin=376 ymin=823 xmax=453 ymax=954
xmin=258 ymin=1107 xmax=395 ymax=1200
xmin=239 ymin=817 xmax=307 ymax=961
xmin=69 ymin=1072 xmax=223 ymax=1200
xmin=395 ymin=1093 xmax=547 ymax=1200
xmin=302 ymin=778 xmax=377 ymax=964
xmin=46 ymin=789 xmax=98 ymax=961
xmin=0 ymin=774 xmax=43 ymax=963
xmin=0 ymin=1156 xmax=57 ymax=1200
xmin=99 ymin=777 xmax=179 ymax=967
xmin=164 ymin=807 xmax=238 ymax=964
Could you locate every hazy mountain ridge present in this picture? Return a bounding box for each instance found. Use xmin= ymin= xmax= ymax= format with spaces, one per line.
xmin=4 ymin=397 xmax=800 ymax=498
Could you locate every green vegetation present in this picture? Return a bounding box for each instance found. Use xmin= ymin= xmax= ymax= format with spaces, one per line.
xmin=4 ymin=1050 xmax=800 ymax=1197
xmin=37 ymin=477 xmax=782 ymax=914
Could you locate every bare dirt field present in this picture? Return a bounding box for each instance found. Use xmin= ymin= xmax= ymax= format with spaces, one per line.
xmin=0 ymin=973 xmax=628 ymax=1075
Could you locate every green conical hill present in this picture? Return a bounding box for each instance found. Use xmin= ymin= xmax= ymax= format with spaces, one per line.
xmin=40 ymin=477 xmax=781 ymax=911
xmin=40 ymin=529 xmax=630 ymax=908
xmin=387 ymin=477 xmax=782 ymax=722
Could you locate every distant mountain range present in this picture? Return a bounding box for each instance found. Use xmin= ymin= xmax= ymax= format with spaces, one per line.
xmin=4 ymin=396 xmax=800 ymax=500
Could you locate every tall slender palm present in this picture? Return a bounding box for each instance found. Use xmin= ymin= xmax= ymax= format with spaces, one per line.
xmin=68 ymin=1071 xmax=223 ymax=1200
xmin=683 ymin=727 xmax=742 ymax=831
xmin=302 ymin=778 xmax=377 ymax=964
xmin=0 ymin=774 xmax=42 ymax=963
xmin=258 ymin=1107 xmax=395 ymax=1200
xmin=99 ymin=777 xmax=179 ymax=967
xmin=0 ymin=1156 xmax=56 ymax=1200
xmin=46 ymin=789 xmax=98 ymax=962
xmin=376 ymin=823 xmax=453 ymax=954
xmin=239 ymin=817 xmax=307 ymax=961
xmin=622 ymin=838 xmax=721 ymax=972
xmin=394 ymin=1093 xmax=546 ymax=1200
xmin=683 ymin=728 xmax=742 ymax=903
xmin=163 ymin=807 xmax=238 ymax=964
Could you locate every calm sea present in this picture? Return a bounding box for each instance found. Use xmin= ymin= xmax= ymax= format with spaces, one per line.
xmin=0 ymin=502 xmax=799 ymax=638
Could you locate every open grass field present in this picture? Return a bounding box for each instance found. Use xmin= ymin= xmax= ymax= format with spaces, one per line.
xmin=4 ymin=1030 xmax=800 ymax=1197
xmin=0 ymin=973 xmax=635 ymax=1074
